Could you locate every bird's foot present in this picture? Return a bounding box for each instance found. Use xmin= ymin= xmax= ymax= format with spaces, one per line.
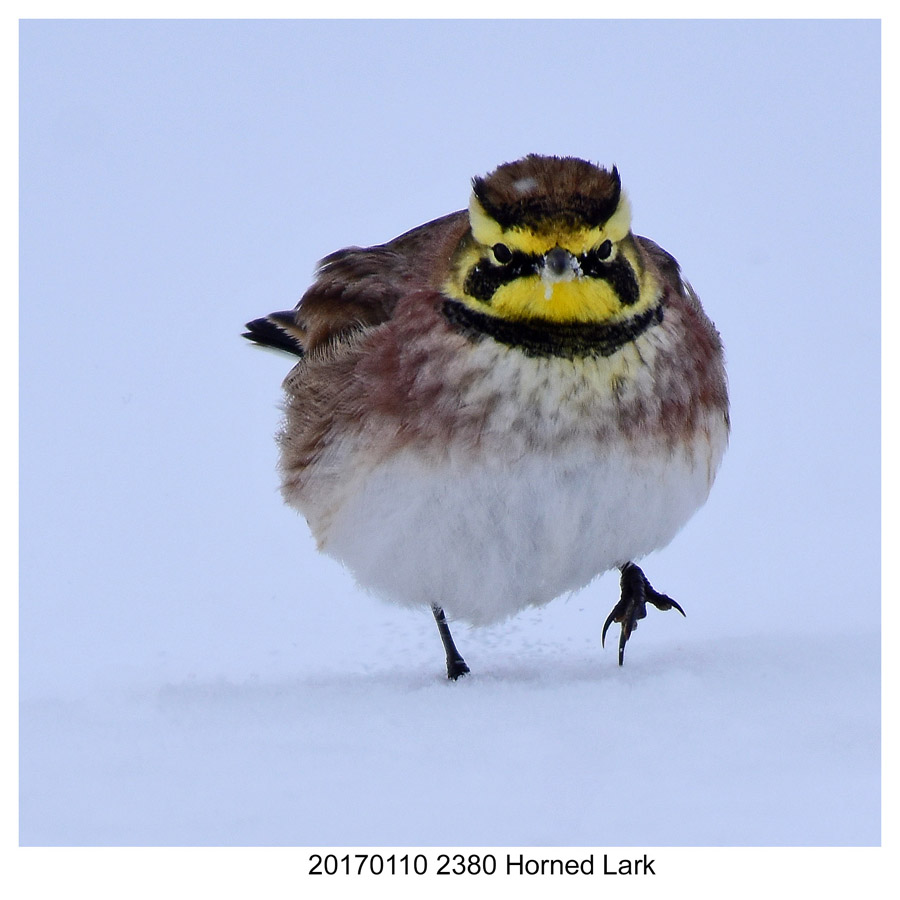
xmin=446 ymin=657 xmax=471 ymax=681
xmin=432 ymin=605 xmax=470 ymax=680
xmin=602 ymin=562 xmax=685 ymax=666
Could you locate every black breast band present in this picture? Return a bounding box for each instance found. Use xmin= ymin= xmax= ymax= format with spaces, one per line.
xmin=441 ymin=299 xmax=664 ymax=360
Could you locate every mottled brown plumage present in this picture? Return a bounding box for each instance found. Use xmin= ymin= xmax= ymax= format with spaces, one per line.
xmin=297 ymin=212 xmax=468 ymax=353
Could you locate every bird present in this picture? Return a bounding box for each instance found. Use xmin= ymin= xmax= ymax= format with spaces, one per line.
xmin=244 ymin=154 xmax=729 ymax=680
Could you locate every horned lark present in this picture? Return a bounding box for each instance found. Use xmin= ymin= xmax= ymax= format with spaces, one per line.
xmin=245 ymin=155 xmax=729 ymax=679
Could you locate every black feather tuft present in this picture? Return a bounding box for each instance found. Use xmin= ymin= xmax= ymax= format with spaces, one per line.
xmin=242 ymin=311 xmax=306 ymax=357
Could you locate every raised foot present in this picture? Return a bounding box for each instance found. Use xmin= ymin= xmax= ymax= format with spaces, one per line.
xmin=602 ymin=562 xmax=686 ymax=667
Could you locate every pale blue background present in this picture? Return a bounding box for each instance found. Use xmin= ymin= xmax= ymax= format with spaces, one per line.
xmin=20 ymin=20 xmax=880 ymax=846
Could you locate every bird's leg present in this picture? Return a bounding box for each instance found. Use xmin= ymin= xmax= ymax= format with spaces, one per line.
xmin=602 ymin=562 xmax=686 ymax=666
xmin=431 ymin=605 xmax=470 ymax=680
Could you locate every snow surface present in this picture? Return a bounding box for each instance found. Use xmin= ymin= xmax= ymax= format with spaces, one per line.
xmin=19 ymin=20 xmax=881 ymax=848
xmin=20 ymin=614 xmax=879 ymax=846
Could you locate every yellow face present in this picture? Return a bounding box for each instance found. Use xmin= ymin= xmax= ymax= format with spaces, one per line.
xmin=445 ymin=191 xmax=662 ymax=325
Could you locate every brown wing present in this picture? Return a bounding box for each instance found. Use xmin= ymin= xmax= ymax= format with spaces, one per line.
xmin=244 ymin=210 xmax=469 ymax=357
xmin=634 ymin=234 xmax=682 ymax=286
xmin=635 ymin=234 xmax=729 ymax=429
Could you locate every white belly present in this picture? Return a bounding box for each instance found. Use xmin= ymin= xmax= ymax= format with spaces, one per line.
xmin=319 ymin=432 xmax=722 ymax=625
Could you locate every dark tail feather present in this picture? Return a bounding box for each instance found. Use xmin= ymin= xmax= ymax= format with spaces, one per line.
xmin=242 ymin=311 xmax=306 ymax=357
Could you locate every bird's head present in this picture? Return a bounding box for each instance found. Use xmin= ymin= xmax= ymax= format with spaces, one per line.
xmin=445 ymin=155 xmax=661 ymax=325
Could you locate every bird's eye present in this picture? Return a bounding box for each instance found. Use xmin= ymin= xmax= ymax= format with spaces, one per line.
xmin=596 ymin=240 xmax=613 ymax=260
xmin=492 ymin=243 xmax=513 ymax=264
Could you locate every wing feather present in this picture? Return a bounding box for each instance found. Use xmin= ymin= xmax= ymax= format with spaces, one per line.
xmin=244 ymin=211 xmax=469 ymax=356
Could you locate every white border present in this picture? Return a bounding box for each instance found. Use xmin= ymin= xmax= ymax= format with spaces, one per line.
xmin=7 ymin=6 xmax=892 ymax=898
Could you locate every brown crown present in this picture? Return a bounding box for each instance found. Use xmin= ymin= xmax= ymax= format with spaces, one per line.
xmin=471 ymin=155 xmax=622 ymax=232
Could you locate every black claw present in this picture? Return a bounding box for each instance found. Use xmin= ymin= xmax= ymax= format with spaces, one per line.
xmin=602 ymin=563 xmax=686 ymax=666
xmin=600 ymin=609 xmax=617 ymax=647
